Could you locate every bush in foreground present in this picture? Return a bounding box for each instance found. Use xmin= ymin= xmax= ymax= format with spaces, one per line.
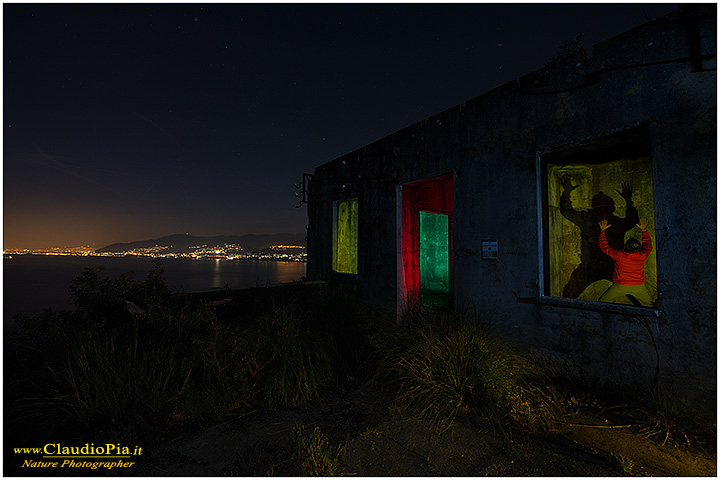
xmin=7 ymin=263 xmax=363 ymax=443
xmin=245 ymin=295 xmax=337 ymax=409
xmin=10 ymin=264 xmax=233 ymax=440
xmin=382 ymin=312 xmax=559 ymax=433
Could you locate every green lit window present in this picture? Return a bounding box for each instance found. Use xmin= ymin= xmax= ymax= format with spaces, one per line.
xmin=332 ymin=197 xmax=358 ymax=274
xmin=419 ymin=211 xmax=450 ymax=293
xmin=402 ymin=174 xmax=453 ymax=311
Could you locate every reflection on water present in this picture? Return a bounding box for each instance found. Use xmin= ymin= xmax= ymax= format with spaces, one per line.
xmin=274 ymin=261 xmax=308 ymax=283
xmin=205 ymin=259 xmax=303 ymax=289
xmin=4 ymin=256 xmax=307 ymax=321
xmin=175 ymin=259 xmax=307 ymax=292
xmin=212 ymin=259 xmax=223 ymax=289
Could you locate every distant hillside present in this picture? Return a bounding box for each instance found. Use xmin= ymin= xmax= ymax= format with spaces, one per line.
xmin=96 ymin=233 xmax=306 ymax=254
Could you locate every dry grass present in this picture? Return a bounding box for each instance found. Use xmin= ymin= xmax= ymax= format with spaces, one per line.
xmin=381 ymin=311 xmax=560 ymax=433
xmin=293 ymin=425 xmax=349 ymax=476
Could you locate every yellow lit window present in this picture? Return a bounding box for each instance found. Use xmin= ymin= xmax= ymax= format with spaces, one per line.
xmin=332 ymin=197 xmax=358 ymax=274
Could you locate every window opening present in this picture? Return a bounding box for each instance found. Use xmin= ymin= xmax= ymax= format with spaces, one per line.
xmin=401 ymin=174 xmax=453 ymax=310
xmin=332 ymin=197 xmax=358 ymax=274
xmin=542 ymin=132 xmax=657 ymax=306
xmin=419 ymin=211 xmax=451 ymax=310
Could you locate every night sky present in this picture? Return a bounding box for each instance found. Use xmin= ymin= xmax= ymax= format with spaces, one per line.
xmin=4 ymin=3 xmax=679 ymax=250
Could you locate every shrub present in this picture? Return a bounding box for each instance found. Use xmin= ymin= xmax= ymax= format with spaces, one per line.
xmin=9 ymin=265 xmax=365 ymax=443
xmin=382 ymin=313 xmax=559 ymax=433
xmin=308 ymin=287 xmax=369 ymax=378
xmin=10 ymin=264 xmax=224 ymax=438
xmin=250 ymin=295 xmax=338 ymax=409
xmin=624 ymin=393 xmax=717 ymax=455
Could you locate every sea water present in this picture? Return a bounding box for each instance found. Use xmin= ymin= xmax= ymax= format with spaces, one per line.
xmin=3 ymin=255 xmax=306 ymax=324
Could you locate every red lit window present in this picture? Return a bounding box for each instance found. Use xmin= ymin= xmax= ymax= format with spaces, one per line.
xmin=401 ymin=174 xmax=453 ymax=309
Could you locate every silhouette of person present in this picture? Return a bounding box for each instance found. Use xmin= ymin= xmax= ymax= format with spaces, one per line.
xmin=559 ymin=177 xmax=639 ymax=298
xmin=598 ymin=218 xmax=653 ymax=306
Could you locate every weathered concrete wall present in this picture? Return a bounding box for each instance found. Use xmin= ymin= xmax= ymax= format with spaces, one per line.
xmin=307 ymin=6 xmax=716 ymax=416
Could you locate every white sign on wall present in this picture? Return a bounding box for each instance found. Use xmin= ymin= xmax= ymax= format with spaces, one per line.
xmin=482 ymin=240 xmax=498 ymax=260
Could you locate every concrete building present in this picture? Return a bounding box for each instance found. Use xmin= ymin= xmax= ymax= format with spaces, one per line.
xmin=306 ymin=6 xmax=716 ymax=415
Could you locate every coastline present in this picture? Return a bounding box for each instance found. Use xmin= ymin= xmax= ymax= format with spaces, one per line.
xmin=3 ymin=255 xmax=307 ymax=321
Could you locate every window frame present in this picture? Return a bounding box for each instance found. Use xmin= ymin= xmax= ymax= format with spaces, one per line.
xmin=398 ymin=173 xmax=454 ymax=310
xmin=331 ymin=196 xmax=359 ymax=275
xmin=534 ymin=126 xmax=661 ymax=315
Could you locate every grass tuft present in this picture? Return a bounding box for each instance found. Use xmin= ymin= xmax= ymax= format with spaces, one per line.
xmin=251 ymin=295 xmax=337 ymax=409
xmin=613 ymin=453 xmax=639 ymax=476
xmin=293 ymin=425 xmax=349 ymax=476
xmin=382 ymin=311 xmax=559 ymax=433
xmin=625 ymin=399 xmax=717 ymax=456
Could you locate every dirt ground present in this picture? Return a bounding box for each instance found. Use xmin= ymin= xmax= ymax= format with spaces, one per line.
xmin=131 ymin=379 xmax=716 ymax=477
xmin=4 ymin=332 xmax=715 ymax=477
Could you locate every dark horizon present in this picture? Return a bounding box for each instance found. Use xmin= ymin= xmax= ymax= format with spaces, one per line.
xmin=4 ymin=3 xmax=679 ymax=250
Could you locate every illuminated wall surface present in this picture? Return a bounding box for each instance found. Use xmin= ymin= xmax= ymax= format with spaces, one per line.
xmin=332 ymin=197 xmax=358 ymax=274
xmin=546 ymin=156 xmax=657 ymax=303
xmin=419 ymin=211 xmax=450 ymax=293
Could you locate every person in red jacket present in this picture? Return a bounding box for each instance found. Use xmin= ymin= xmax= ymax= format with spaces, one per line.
xmin=598 ymin=218 xmax=653 ymax=306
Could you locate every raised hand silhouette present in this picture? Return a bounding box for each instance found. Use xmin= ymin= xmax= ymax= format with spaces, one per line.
xmin=559 ymin=180 xmax=639 ymax=299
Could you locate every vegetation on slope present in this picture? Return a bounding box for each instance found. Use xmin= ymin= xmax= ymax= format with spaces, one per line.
xmin=5 ymin=263 xmax=714 ymax=476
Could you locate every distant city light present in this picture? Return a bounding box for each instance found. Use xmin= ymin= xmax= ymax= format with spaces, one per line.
xmin=3 ymin=244 xmax=307 ymax=262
